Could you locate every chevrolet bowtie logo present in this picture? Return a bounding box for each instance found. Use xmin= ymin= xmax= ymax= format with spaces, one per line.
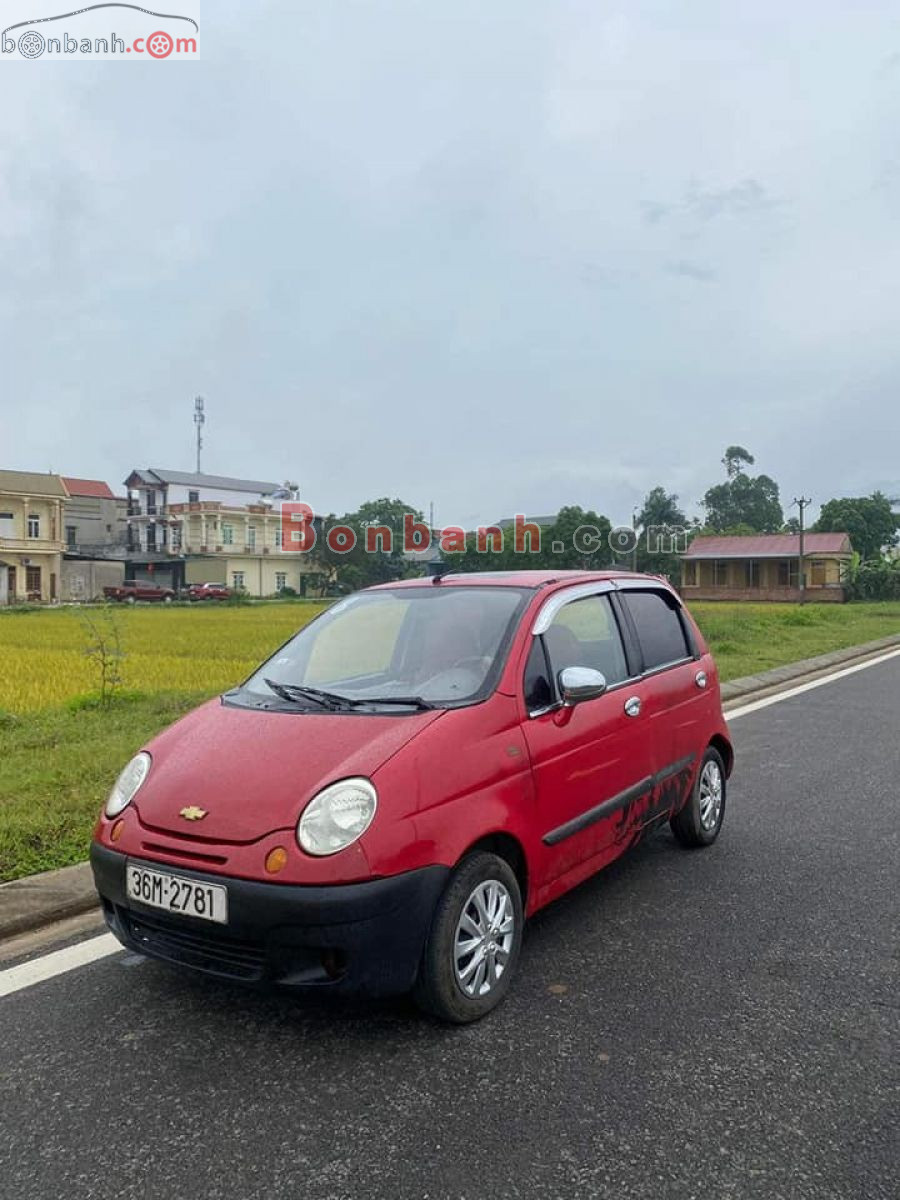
xmin=179 ymin=806 xmax=207 ymax=821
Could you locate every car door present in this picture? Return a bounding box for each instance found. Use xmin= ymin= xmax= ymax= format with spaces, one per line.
xmin=617 ymin=585 xmax=706 ymax=820
xmin=521 ymin=589 xmax=656 ymax=890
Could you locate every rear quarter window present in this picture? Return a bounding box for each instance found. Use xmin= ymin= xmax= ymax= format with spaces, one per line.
xmin=622 ymin=590 xmax=690 ymax=671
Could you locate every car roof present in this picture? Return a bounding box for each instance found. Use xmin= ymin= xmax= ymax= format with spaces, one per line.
xmin=366 ymin=569 xmax=668 ymax=592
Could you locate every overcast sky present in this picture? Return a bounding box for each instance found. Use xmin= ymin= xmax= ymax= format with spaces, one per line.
xmin=1 ymin=0 xmax=899 ymax=528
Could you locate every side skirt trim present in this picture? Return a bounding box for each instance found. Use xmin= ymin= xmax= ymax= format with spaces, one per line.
xmin=542 ymin=754 xmax=695 ymax=846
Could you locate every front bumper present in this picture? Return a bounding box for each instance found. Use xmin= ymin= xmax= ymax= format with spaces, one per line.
xmin=90 ymin=843 xmax=448 ymax=996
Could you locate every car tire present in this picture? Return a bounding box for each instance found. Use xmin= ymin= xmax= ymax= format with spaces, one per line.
xmin=413 ymin=851 xmax=523 ymax=1024
xmin=670 ymin=746 xmax=726 ymax=848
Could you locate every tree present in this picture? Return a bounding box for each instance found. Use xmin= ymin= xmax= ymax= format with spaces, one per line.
xmin=635 ymin=487 xmax=688 ymax=579
xmin=722 ymin=446 xmax=754 ymax=479
xmin=702 ymin=448 xmax=783 ymax=532
xmin=636 ymin=486 xmax=687 ymax=531
xmin=814 ymin=492 xmax=899 ymax=562
xmin=444 ymin=506 xmax=613 ymax=573
xmin=312 ymin=498 xmax=424 ymax=589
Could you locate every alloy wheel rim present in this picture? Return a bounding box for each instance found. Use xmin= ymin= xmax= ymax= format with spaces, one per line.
xmin=699 ymin=760 xmax=723 ymax=831
xmin=453 ymin=880 xmax=515 ymax=998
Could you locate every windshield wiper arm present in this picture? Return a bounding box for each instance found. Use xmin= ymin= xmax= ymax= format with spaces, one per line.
xmin=264 ymin=680 xmax=434 ymax=711
xmin=263 ymin=679 xmax=347 ymax=710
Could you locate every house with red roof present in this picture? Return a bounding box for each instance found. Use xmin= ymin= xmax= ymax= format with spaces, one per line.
xmin=681 ymin=532 xmax=853 ymax=603
xmin=60 ymin=477 xmax=128 ymax=600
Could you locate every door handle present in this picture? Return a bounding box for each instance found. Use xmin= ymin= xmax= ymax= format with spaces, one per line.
xmin=624 ymin=696 xmax=642 ymax=718
xmin=695 ymin=670 xmax=708 ymax=689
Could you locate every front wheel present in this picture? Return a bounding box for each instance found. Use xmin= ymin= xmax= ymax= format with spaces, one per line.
xmin=671 ymin=747 xmax=726 ymax=847
xmin=413 ymin=852 xmax=523 ymax=1023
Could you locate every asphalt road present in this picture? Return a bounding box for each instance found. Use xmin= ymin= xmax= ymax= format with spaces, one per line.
xmin=1 ymin=659 xmax=897 ymax=1200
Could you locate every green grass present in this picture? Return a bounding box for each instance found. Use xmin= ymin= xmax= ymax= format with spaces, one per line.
xmin=687 ymin=600 xmax=900 ymax=681
xmin=0 ymin=600 xmax=898 ymax=883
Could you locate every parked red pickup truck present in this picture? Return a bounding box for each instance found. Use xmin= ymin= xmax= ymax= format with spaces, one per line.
xmin=187 ymin=582 xmax=231 ymax=601
xmin=103 ymin=583 xmax=175 ymax=603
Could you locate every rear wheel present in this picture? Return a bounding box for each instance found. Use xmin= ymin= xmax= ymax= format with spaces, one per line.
xmin=671 ymin=747 xmax=726 ymax=847
xmin=413 ymin=852 xmax=523 ymax=1023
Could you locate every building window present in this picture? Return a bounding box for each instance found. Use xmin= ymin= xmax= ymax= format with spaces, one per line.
xmin=274 ymin=524 xmax=282 ymax=549
xmin=683 ymin=561 xmax=698 ymax=586
xmin=744 ymin=560 xmax=760 ymax=588
xmin=777 ymin=560 xmax=800 ymax=587
xmin=247 ymin=525 xmax=256 ymax=549
xmin=188 ymin=490 xmax=200 ymax=503
xmin=65 ymin=525 xmax=77 ymax=548
xmin=810 ymin=560 xmax=826 ymax=586
xmin=275 ymin=571 xmax=287 ymax=591
xmin=146 ymin=490 xmax=157 ymax=515
xmin=232 ymin=571 xmax=245 ymax=590
xmin=28 ymin=514 xmax=40 ymax=538
xmin=171 ymin=525 xmax=182 ymax=550
xmin=222 ymin=523 xmax=234 ymax=546
xmin=713 ymin=560 xmax=729 ymax=587
xmin=25 ymin=566 xmax=41 ymax=595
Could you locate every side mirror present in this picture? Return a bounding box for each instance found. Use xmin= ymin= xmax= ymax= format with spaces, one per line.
xmin=558 ymin=666 xmax=608 ymax=707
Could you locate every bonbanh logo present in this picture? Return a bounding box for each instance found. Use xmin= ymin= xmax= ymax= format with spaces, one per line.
xmin=1 ymin=3 xmax=199 ymax=60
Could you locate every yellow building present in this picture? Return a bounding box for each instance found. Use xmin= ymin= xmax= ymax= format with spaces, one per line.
xmin=0 ymin=470 xmax=68 ymax=604
xmin=681 ymin=533 xmax=853 ymax=602
xmin=173 ymin=501 xmax=324 ymax=595
xmin=123 ymin=468 xmax=325 ymax=596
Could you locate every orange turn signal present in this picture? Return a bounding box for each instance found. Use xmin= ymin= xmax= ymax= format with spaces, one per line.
xmin=265 ymin=846 xmax=288 ymax=875
xmin=110 ymin=819 xmax=125 ymax=843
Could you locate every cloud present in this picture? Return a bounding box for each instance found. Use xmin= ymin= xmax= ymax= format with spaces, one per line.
xmin=665 ymin=260 xmax=717 ymax=283
xmin=644 ymin=178 xmax=771 ymax=226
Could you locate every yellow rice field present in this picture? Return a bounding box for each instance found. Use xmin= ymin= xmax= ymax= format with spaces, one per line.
xmin=0 ymin=604 xmax=327 ymax=714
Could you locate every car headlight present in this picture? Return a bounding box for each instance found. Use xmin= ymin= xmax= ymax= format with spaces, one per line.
xmin=297 ymin=777 xmax=377 ymax=856
xmin=105 ymin=752 xmax=152 ymax=818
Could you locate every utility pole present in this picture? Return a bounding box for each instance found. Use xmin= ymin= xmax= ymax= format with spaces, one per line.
xmin=194 ymin=396 xmax=205 ymax=474
xmin=793 ymin=496 xmax=811 ymax=604
xmin=632 ymin=507 xmax=639 ymax=572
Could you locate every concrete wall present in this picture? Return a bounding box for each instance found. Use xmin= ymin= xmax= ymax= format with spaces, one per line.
xmin=63 ymin=495 xmax=127 ymax=549
xmin=184 ymin=555 xmax=320 ymax=596
xmin=60 ymin=558 xmax=125 ymax=601
xmin=685 ymin=585 xmax=846 ymax=603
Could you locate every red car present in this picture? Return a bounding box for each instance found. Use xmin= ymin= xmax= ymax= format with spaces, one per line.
xmin=91 ymin=570 xmax=733 ymax=1022
xmin=187 ymin=582 xmax=231 ymax=601
xmin=103 ymin=583 xmax=175 ymax=603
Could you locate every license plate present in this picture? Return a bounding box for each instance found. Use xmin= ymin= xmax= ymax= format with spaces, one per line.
xmin=126 ymin=863 xmax=228 ymax=924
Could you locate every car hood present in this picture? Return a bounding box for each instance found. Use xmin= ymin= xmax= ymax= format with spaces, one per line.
xmin=133 ymin=698 xmax=443 ymax=843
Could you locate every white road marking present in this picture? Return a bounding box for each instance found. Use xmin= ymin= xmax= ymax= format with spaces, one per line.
xmin=726 ymin=646 xmax=900 ymax=721
xmin=0 ymin=932 xmax=121 ymax=999
xmin=1 ymin=644 xmax=898 ymax=999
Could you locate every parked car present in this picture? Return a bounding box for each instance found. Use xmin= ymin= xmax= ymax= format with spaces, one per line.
xmin=103 ymin=583 xmax=175 ymax=603
xmin=91 ymin=570 xmax=733 ymax=1022
xmin=187 ymin=582 xmax=231 ymax=601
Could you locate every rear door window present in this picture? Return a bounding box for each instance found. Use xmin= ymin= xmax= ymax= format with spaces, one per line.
xmin=621 ymin=590 xmax=690 ymax=671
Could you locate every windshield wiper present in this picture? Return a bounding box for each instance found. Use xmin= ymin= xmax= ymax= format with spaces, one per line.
xmin=263 ymin=679 xmax=348 ymax=710
xmin=263 ymin=680 xmax=433 ymax=711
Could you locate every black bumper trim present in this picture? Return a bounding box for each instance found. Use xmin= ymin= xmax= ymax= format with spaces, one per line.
xmin=90 ymin=843 xmax=449 ymax=996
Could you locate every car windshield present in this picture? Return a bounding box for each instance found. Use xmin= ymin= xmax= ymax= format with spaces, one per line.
xmin=241 ymin=586 xmax=530 ymax=709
